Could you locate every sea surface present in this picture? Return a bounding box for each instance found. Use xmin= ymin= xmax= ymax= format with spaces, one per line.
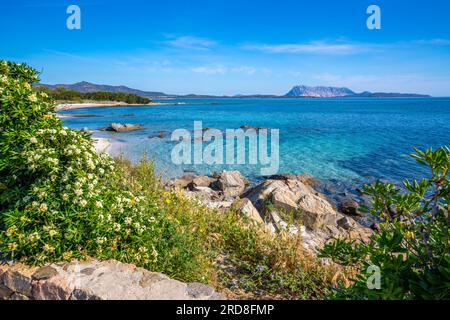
xmin=60 ymin=98 xmax=450 ymax=195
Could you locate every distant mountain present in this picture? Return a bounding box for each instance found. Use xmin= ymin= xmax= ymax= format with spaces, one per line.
xmin=349 ymin=91 xmax=431 ymax=98
xmin=285 ymin=85 xmax=430 ymax=98
xmin=285 ymin=85 xmax=355 ymax=98
xmin=36 ymin=81 xmax=175 ymax=99
xmin=36 ymin=81 xmax=431 ymax=99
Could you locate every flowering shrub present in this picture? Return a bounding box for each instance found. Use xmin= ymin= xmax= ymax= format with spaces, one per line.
xmin=0 ymin=61 xmax=165 ymax=267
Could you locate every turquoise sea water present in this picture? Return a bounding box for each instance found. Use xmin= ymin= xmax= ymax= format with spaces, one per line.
xmin=60 ymin=98 xmax=450 ymax=192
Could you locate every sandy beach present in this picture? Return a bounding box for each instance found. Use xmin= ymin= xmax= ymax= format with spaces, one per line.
xmin=55 ymin=101 xmax=174 ymax=111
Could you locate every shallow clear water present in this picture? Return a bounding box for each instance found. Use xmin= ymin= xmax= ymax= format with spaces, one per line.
xmin=60 ymin=98 xmax=450 ymax=192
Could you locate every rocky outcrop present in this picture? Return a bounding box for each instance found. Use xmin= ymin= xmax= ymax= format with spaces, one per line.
xmin=171 ymin=171 xmax=373 ymax=254
xmin=101 ymin=123 xmax=143 ymax=132
xmin=171 ymin=171 xmax=373 ymax=253
xmin=216 ymin=170 xmax=248 ymax=198
xmin=233 ymin=198 xmax=264 ymax=224
xmin=0 ymin=260 xmax=224 ymax=300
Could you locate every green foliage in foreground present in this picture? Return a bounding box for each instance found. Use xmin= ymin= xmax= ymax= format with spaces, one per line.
xmin=1 ymin=61 xmax=336 ymax=299
xmin=321 ymin=147 xmax=450 ymax=300
xmin=35 ymin=86 xmax=151 ymax=104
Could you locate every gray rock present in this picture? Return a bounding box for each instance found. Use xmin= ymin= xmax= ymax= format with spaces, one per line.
xmin=3 ymin=269 xmax=33 ymax=296
xmin=101 ymin=123 xmax=143 ymax=132
xmin=32 ymin=266 xmax=58 ymax=281
xmin=0 ymin=284 xmax=14 ymax=300
xmin=339 ymin=196 xmax=361 ymax=216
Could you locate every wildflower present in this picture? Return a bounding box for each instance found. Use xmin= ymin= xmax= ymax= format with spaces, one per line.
xmin=95 ymin=200 xmax=103 ymax=208
xmin=139 ymin=247 xmax=148 ymax=253
xmin=405 ymin=231 xmax=415 ymax=240
xmin=39 ymin=203 xmax=48 ymax=212
xmin=28 ymin=232 xmax=40 ymax=242
xmin=62 ymin=251 xmax=73 ymax=260
xmin=6 ymin=226 xmax=18 ymax=236
xmin=125 ymin=217 xmax=132 ymax=225
xmin=43 ymin=244 xmax=55 ymax=252
xmin=74 ymin=188 xmax=83 ymax=196
xmin=49 ymin=229 xmax=58 ymax=237
xmin=79 ymin=199 xmax=87 ymax=207
xmin=28 ymin=94 xmax=37 ymax=102
xmin=96 ymin=237 xmax=106 ymax=245
xmin=30 ymin=137 xmax=38 ymax=144
xmin=152 ymin=247 xmax=158 ymax=259
xmin=113 ymin=223 xmax=121 ymax=232
xmin=8 ymin=243 xmax=18 ymax=251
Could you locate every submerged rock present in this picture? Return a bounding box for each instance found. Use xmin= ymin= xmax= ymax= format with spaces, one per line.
xmin=148 ymin=131 xmax=169 ymax=139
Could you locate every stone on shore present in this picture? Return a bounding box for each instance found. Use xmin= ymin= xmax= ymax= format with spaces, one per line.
xmin=233 ymin=198 xmax=264 ymax=224
xmin=191 ymin=176 xmax=214 ymax=188
xmin=339 ymin=196 xmax=361 ymax=216
xmin=216 ymin=171 xmax=247 ymax=198
xmin=298 ymin=194 xmax=339 ymax=230
xmin=271 ymin=188 xmax=299 ymax=213
xmin=0 ymin=260 xmax=225 ymax=300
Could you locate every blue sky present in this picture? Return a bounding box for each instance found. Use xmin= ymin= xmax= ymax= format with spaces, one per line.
xmin=1 ymin=0 xmax=450 ymax=96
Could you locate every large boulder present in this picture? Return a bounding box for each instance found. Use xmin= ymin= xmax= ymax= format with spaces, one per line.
xmin=101 ymin=123 xmax=143 ymax=132
xmin=244 ymin=180 xmax=287 ymax=210
xmin=233 ymin=198 xmax=264 ymax=224
xmin=297 ymin=194 xmax=339 ymax=230
xmin=0 ymin=260 xmax=225 ymax=300
xmin=270 ymin=188 xmax=299 ymax=213
xmin=216 ymin=171 xmax=247 ymax=198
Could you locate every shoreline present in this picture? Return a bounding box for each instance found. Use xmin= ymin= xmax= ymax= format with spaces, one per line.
xmin=55 ymin=101 xmax=176 ymax=111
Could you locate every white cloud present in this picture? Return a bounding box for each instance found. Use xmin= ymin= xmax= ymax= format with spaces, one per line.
xmin=245 ymin=41 xmax=371 ymax=55
xmin=410 ymin=39 xmax=450 ymax=46
xmin=231 ymin=66 xmax=256 ymax=75
xmin=190 ymin=65 xmax=260 ymax=75
xmin=166 ymin=36 xmax=216 ymax=50
xmin=190 ymin=66 xmax=227 ymax=75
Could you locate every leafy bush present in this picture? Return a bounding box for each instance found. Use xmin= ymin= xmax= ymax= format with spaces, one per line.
xmin=320 ymin=147 xmax=450 ymax=300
